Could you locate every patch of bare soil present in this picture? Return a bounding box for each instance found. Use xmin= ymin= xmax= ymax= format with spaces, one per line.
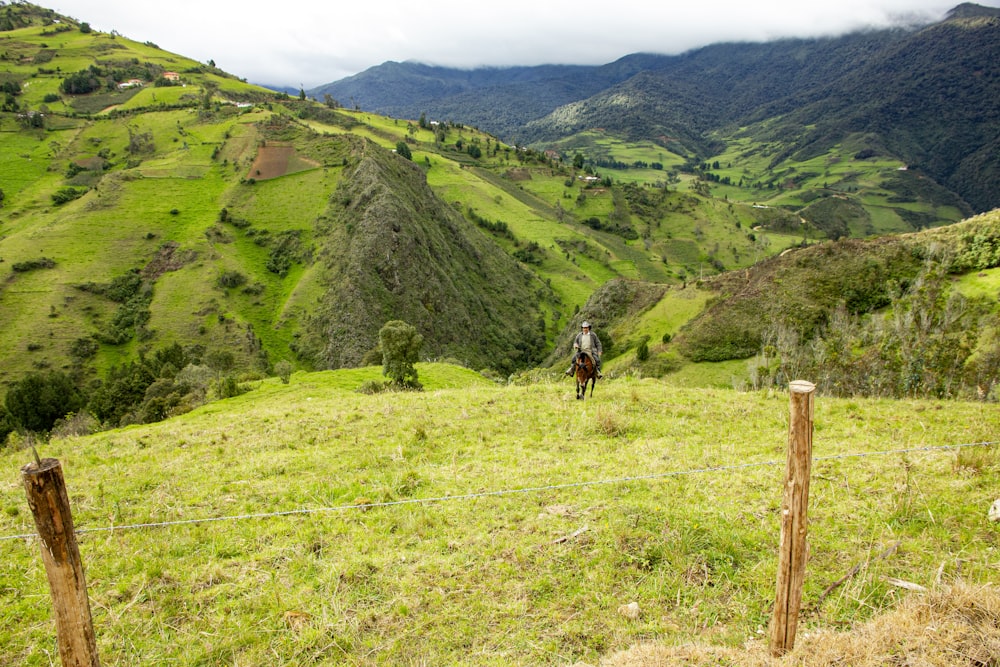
xmin=141 ymin=242 xmax=196 ymax=281
xmin=247 ymin=142 xmax=320 ymax=180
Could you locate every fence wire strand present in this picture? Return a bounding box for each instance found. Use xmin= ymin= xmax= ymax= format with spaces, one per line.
xmin=1 ymin=440 xmax=996 ymax=543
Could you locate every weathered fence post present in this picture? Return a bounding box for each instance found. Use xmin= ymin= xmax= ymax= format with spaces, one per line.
xmin=769 ymin=380 xmax=816 ymax=657
xmin=22 ymin=457 xmax=101 ymax=667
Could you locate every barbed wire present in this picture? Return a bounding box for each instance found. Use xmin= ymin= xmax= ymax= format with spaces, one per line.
xmin=1 ymin=440 xmax=996 ymax=543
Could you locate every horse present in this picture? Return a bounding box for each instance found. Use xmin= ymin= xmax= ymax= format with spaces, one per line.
xmin=572 ymin=352 xmax=597 ymax=400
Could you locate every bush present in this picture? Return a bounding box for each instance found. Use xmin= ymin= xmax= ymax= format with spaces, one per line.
xmin=4 ymin=370 xmax=85 ymax=433
xmin=51 ymin=411 xmax=99 ymax=438
xmin=69 ymin=336 xmax=99 ymax=361
xmin=357 ymin=379 xmax=389 ymax=394
xmin=217 ymin=270 xmax=247 ymax=289
xmin=636 ymin=338 xmax=650 ymax=362
xmin=274 ymin=360 xmax=293 ymax=384
xmin=12 ymin=257 xmax=56 ymax=272
xmin=214 ymin=376 xmax=245 ymax=399
xmin=51 ymin=186 xmax=87 ymax=205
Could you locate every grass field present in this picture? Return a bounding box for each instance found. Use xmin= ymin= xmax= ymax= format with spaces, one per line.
xmin=1 ymin=367 xmax=997 ymax=665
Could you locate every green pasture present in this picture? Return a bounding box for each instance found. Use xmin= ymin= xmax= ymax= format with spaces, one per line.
xmin=307 ymin=118 xmax=396 ymax=149
xmin=549 ymin=131 xmax=687 ymax=181
xmin=624 ymin=286 xmax=712 ymax=346
xmin=234 ymin=168 xmax=335 ymax=230
xmin=425 ymin=157 xmax=614 ymax=310
xmin=699 ymin=129 xmax=964 ymax=238
xmin=955 ymin=266 xmax=1000 ymax=301
xmin=1 ymin=370 xmax=997 ymax=665
xmin=0 ymin=128 xmax=62 ymax=203
xmin=600 ymin=284 xmax=726 ymax=381
xmin=115 ymin=85 xmax=199 ymax=110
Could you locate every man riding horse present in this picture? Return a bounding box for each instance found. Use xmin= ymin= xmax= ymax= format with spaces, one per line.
xmin=565 ymin=321 xmax=603 ymax=379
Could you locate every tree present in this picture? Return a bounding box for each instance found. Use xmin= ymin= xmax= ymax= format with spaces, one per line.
xmin=127 ymin=125 xmax=154 ymax=155
xmin=60 ymin=67 xmax=103 ymax=95
xmin=206 ymin=350 xmax=235 ymax=375
xmin=88 ymin=361 xmax=154 ymax=424
xmin=379 ymin=320 xmax=423 ymax=388
xmin=395 ymin=141 xmax=412 ymax=160
xmin=636 ymin=337 xmax=650 ymax=362
xmin=5 ymin=370 xmax=84 ymax=433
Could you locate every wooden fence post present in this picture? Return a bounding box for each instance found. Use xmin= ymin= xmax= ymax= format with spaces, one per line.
xmin=22 ymin=457 xmax=101 ymax=667
xmin=769 ymin=380 xmax=816 ymax=657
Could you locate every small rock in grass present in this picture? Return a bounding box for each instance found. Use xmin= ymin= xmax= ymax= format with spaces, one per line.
xmin=618 ymin=601 xmax=641 ymax=619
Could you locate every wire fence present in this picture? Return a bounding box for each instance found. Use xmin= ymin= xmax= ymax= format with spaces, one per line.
xmin=1 ymin=440 xmax=996 ymax=543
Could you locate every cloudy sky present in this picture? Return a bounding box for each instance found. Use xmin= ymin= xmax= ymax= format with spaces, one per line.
xmin=51 ymin=0 xmax=994 ymax=88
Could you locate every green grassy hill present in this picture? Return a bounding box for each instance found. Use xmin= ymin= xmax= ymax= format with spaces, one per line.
xmin=2 ymin=3 xmax=999 ymax=435
xmin=2 ymin=6 xmax=999 ymax=664
xmin=1 ymin=367 xmax=998 ymax=664
xmin=0 ymin=4 xmax=810 ymax=394
xmin=577 ymin=210 xmax=1000 ymax=401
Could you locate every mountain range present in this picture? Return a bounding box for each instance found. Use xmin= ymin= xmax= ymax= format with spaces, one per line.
xmin=312 ymin=2 xmax=1000 ymax=213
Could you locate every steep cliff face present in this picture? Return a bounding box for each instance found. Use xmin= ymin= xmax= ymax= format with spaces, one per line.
xmin=300 ymin=140 xmax=549 ymax=373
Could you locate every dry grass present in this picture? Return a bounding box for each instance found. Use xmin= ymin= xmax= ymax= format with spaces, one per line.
xmin=591 ymin=581 xmax=1000 ymax=666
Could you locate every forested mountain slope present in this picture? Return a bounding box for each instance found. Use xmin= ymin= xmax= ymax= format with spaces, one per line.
xmin=316 ymin=4 xmax=1000 ymax=213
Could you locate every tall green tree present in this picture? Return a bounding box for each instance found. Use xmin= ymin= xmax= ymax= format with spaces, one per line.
xmin=379 ymin=320 xmax=423 ymax=388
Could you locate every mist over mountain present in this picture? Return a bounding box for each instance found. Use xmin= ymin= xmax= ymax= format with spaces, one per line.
xmin=311 ymin=4 xmax=1000 ymax=211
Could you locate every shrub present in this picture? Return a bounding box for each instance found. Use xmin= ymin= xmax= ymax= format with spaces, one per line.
xmin=51 ymin=411 xmax=100 ymax=438
xmin=206 ymin=350 xmax=235 ymax=373
xmin=51 ymin=186 xmax=87 ymax=205
xmin=12 ymin=257 xmax=56 ymax=272
xmin=274 ymin=360 xmax=292 ymax=384
xmin=215 ymin=376 xmax=245 ymax=399
xmin=266 ymin=230 xmax=304 ymax=277
xmin=357 ymin=379 xmax=389 ymax=394
xmin=217 ymin=270 xmax=247 ymax=289
xmin=69 ymin=336 xmax=99 ymax=361
xmin=4 ymin=370 xmax=85 ymax=433
xmin=636 ymin=338 xmax=650 ymax=362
